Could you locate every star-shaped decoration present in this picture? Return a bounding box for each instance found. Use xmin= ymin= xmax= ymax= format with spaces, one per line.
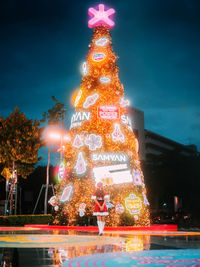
xmin=88 ymin=4 xmax=115 ymax=29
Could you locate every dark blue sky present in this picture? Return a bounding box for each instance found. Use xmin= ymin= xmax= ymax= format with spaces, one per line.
xmin=1 ymin=0 xmax=200 ymax=164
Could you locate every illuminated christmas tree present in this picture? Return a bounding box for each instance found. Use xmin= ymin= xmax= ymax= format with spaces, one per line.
xmin=52 ymin=4 xmax=150 ymax=226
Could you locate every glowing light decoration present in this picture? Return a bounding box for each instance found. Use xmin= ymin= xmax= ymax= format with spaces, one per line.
xmin=72 ymin=134 xmax=84 ymax=149
xmin=112 ymin=123 xmax=125 ymax=143
xmin=81 ymin=62 xmax=88 ymax=76
xmin=48 ymin=196 xmax=57 ymax=207
xmin=115 ymin=203 xmax=124 ymax=214
xmin=58 ymin=162 xmax=66 ymax=181
xmin=70 ymin=111 xmax=91 ymax=129
xmin=75 ymin=152 xmax=87 ymax=175
xmin=120 ymin=98 xmax=130 ymax=107
xmin=143 ymin=192 xmax=150 ymax=206
xmin=88 ymin=4 xmax=115 ymax=29
xmin=93 ymin=164 xmax=133 ymax=185
xmin=99 ymin=76 xmax=111 ymax=84
xmin=98 ymin=106 xmax=120 ymax=119
xmin=125 ymin=193 xmax=142 ymax=215
xmin=92 ymin=53 xmax=106 ymax=62
xmin=135 ymin=138 xmax=139 ymax=152
xmin=91 ymin=153 xmax=128 ymax=162
xmin=85 ymin=134 xmax=102 ymax=151
xmin=133 ymin=169 xmax=142 ymax=186
xmin=60 ymin=185 xmax=73 ymax=202
xmin=83 ymin=93 xmax=99 ymax=109
xmin=121 ymin=115 xmax=133 ymax=131
xmin=95 ymin=37 xmax=109 ymax=46
xmin=78 ymin=203 xmax=86 ymax=217
xmin=74 ymin=89 xmax=82 ymax=107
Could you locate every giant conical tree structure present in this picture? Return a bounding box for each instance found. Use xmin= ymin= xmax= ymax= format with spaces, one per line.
xmin=52 ymin=4 xmax=150 ymax=226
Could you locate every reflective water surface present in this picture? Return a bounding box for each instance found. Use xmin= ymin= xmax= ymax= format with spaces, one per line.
xmin=0 ymin=229 xmax=200 ymax=266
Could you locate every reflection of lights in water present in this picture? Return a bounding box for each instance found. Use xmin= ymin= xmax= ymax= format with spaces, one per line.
xmin=125 ymin=237 xmax=144 ymax=251
xmin=59 ymin=249 xmax=69 ymax=264
xmin=47 ymin=234 xmax=150 ymax=264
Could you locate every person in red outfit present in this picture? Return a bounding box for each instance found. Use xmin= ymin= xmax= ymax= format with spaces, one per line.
xmin=92 ymin=182 xmax=109 ymax=235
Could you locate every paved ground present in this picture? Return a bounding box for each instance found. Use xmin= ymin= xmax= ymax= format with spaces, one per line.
xmin=0 ymin=228 xmax=200 ymax=266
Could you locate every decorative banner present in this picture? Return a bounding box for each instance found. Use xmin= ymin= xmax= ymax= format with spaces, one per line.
xmin=120 ymin=98 xmax=130 ymax=107
xmin=48 ymin=196 xmax=57 ymax=207
xmin=91 ymin=153 xmax=128 ymax=162
xmin=142 ymin=192 xmax=150 ymax=206
xmin=93 ymin=164 xmax=133 ymax=185
xmin=125 ymin=193 xmax=142 ymax=215
xmin=75 ymin=152 xmax=87 ymax=175
xmin=133 ymin=169 xmax=142 ymax=186
xmin=95 ymin=37 xmax=109 ymax=46
xmin=115 ymin=203 xmax=124 ymax=214
xmin=83 ymin=93 xmax=99 ymax=109
xmin=60 ymin=185 xmax=73 ymax=202
xmin=81 ymin=62 xmax=88 ymax=76
xmin=99 ymin=76 xmax=111 ymax=84
xmin=98 ymin=106 xmax=120 ymax=119
xmin=72 ymin=134 xmax=84 ymax=149
xmin=88 ymin=4 xmax=115 ymax=29
xmin=92 ymin=53 xmax=106 ymax=62
xmin=85 ymin=134 xmax=102 ymax=151
xmin=58 ymin=162 xmax=66 ymax=181
xmin=70 ymin=111 xmax=91 ymax=129
xmin=112 ymin=123 xmax=125 ymax=143
xmin=74 ymin=89 xmax=82 ymax=107
xmin=121 ymin=115 xmax=133 ymax=131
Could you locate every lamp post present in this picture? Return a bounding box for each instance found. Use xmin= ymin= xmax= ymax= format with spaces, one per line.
xmin=44 ymin=130 xmax=70 ymax=214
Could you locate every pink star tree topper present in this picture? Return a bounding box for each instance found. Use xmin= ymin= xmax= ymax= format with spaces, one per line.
xmin=88 ymin=4 xmax=115 ymax=29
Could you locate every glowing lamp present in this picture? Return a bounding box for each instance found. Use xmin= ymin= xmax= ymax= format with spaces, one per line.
xmin=88 ymin=4 xmax=115 ymax=29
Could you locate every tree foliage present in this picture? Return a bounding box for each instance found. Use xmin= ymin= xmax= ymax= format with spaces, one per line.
xmin=41 ymin=96 xmax=66 ymax=125
xmin=0 ymin=107 xmax=44 ymax=178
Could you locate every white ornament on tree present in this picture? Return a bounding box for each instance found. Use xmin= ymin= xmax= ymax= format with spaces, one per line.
xmin=83 ymin=93 xmax=99 ymax=108
xmin=133 ymin=169 xmax=142 ymax=186
xmin=143 ymin=192 xmax=150 ymax=206
xmin=75 ymin=152 xmax=87 ymax=175
xmin=73 ymin=134 xmax=84 ymax=149
xmin=85 ymin=134 xmax=102 ymax=151
xmin=74 ymin=90 xmax=82 ymax=107
xmin=112 ymin=123 xmax=125 ymax=143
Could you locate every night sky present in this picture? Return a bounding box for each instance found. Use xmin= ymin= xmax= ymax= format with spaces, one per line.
xmin=1 ymin=0 xmax=200 ymax=165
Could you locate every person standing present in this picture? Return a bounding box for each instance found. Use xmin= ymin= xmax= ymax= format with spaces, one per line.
xmin=92 ymin=182 xmax=109 ymax=236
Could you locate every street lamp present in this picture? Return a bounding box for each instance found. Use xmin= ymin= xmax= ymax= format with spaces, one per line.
xmin=33 ymin=128 xmax=70 ymax=215
xmin=44 ymin=129 xmax=70 ymax=214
